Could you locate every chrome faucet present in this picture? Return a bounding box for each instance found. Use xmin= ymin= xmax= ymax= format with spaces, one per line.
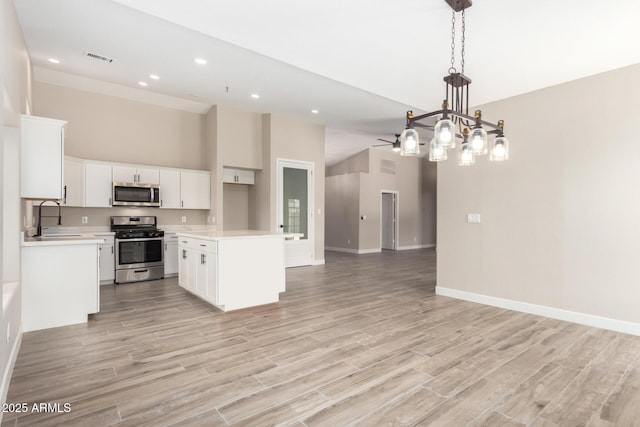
xmin=36 ymin=200 xmax=62 ymax=237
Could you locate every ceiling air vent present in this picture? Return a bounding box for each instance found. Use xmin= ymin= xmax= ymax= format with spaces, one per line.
xmin=85 ymin=52 xmax=114 ymax=63
xmin=380 ymin=159 xmax=396 ymax=175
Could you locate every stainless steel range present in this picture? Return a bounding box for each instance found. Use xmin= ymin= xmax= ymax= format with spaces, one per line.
xmin=111 ymin=216 xmax=164 ymax=284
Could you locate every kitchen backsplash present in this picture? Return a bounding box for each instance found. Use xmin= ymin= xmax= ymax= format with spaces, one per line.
xmin=33 ymin=205 xmax=210 ymax=228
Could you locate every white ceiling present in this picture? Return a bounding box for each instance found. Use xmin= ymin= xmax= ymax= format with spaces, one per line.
xmin=14 ymin=0 xmax=640 ymax=165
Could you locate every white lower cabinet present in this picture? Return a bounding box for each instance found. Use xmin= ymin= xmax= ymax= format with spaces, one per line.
xmin=98 ymin=235 xmax=115 ymax=284
xmin=164 ymin=233 xmax=178 ymax=276
xmin=178 ymin=237 xmax=217 ymax=304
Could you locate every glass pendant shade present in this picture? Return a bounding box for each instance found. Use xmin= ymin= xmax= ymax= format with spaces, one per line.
xmin=458 ymin=142 xmax=475 ymax=166
xmin=434 ymin=118 xmax=456 ymax=148
xmin=392 ymin=142 xmax=401 ymax=152
xmin=429 ymin=138 xmax=447 ymax=162
xmin=490 ymin=136 xmax=509 ymax=161
xmin=469 ymin=127 xmax=488 ymax=155
xmin=400 ymin=127 xmax=420 ymax=156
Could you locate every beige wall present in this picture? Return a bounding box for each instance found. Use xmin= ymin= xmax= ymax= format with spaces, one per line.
xmin=421 ymin=156 xmax=437 ymax=245
xmin=437 ymin=63 xmax=640 ymax=325
xmin=206 ymin=105 xmax=263 ymax=231
xmin=1 ymin=0 xmax=31 ymax=408
xmin=222 ymin=184 xmax=249 ymax=230
xmin=326 ymin=149 xmax=369 ymax=176
xmin=204 ymin=106 xmax=219 ymax=227
xmin=33 ymin=82 xmax=205 ymax=170
xmin=217 ymin=105 xmax=262 ymax=170
xmin=250 ymin=114 xmax=325 ymax=261
xmin=325 ymin=173 xmax=360 ymax=249
xmin=248 ymin=117 xmax=273 ymax=231
xmin=325 ymin=148 xmax=437 ymax=252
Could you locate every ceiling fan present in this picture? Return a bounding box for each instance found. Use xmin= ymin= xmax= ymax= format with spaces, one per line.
xmin=373 ymin=134 xmax=425 ymax=152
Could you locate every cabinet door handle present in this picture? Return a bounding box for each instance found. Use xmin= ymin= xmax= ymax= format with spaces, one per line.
xmin=109 ymin=197 xmax=112 ymax=205
xmin=181 ymin=200 xmax=184 ymax=208
xmin=182 ymin=249 xmax=187 ymax=259
xmin=160 ymin=199 xmax=163 ymax=207
xmin=165 ymin=243 xmax=167 ymax=250
xmin=63 ymin=185 xmax=67 ymax=205
xmin=111 ymin=246 xmax=113 ymax=254
xmin=202 ymin=254 xmax=206 ymax=264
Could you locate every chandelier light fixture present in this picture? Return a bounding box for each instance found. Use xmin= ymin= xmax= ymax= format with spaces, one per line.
xmin=400 ymin=0 xmax=510 ymax=164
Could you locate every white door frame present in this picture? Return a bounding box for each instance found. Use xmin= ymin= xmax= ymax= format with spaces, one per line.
xmin=380 ymin=190 xmax=399 ymax=250
xmin=276 ymin=158 xmax=315 ymax=266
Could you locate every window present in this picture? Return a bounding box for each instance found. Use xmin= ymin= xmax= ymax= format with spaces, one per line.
xmin=287 ymin=198 xmax=302 ymax=235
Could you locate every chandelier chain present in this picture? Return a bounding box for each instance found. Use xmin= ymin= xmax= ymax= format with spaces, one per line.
xmin=449 ymin=10 xmax=456 ymax=74
xmin=461 ymin=9 xmax=466 ymax=73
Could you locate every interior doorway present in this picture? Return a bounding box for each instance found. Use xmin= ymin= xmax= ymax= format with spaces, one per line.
xmin=381 ymin=191 xmax=398 ymax=250
xmin=277 ymin=158 xmax=314 ymax=267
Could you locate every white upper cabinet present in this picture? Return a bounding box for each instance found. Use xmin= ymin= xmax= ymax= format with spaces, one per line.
xmin=84 ymin=162 xmax=112 ymax=207
xmin=112 ymin=165 xmax=159 ymax=184
xmin=63 ymin=156 xmax=84 ymax=207
xmin=20 ymin=115 xmax=67 ymax=200
xmin=181 ymin=170 xmax=210 ymax=209
xmin=159 ymin=169 xmax=181 ymax=209
xmin=222 ymin=167 xmax=255 ymax=185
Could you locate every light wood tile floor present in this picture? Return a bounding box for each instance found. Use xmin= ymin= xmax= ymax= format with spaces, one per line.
xmin=4 ymin=249 xmax=640 ymax=426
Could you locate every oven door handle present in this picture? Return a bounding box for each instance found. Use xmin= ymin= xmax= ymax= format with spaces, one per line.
xmin=115 ymin=237 xmax=164 ymax=243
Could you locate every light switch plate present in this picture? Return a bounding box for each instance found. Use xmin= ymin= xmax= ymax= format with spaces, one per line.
xmin=181 ymin=216 xmax=187 ymax=223
xmin=467 ymin=213 xmax=481 ymax=223
xmin=81 ymin=216 xmax=88 ymax=224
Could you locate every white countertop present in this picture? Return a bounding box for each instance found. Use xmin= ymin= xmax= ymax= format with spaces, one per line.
xmin=39 ymin=226 xmax=113 ymax=235
xmin=176 ymin=230 xmax=300 ymax=240
xmin=23 ymin=234 xmax=104 ymax=247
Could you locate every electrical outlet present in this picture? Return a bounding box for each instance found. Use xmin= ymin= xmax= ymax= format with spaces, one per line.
xmin=181 ymin=216 xmax=187 ymax=223
xmin=81 ymin=216 xmax=88 ymax=224
xmin=207 ymin=216 xmax=211 ymax=223
xmin=211 ymin=216 xmax=216 ymax=224
xmin=347 ymin=239 xmax=351 ymax=244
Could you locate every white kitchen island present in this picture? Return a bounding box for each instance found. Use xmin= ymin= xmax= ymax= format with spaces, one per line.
xmin=176 ymin=230 xmax=287 ymax=311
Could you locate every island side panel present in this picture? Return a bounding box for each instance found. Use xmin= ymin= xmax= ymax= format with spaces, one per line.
xmin=217 ymin=236 xmax=285 ymax=311
xmin=22 ymin=244 xmax=98 ymax=332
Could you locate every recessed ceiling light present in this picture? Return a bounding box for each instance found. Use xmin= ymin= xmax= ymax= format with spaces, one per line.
xmin=194 ymin=58 xmax=207 ymax=65
xmin=149 ymin=74 xmax=159 ymax=80
xmin=251 ymin=93 xmax=260 ymax=99
xmin=311 ymin=109 xmax=319 ymax=114
xmin=48 ymin=58 xmax=60 ymax=64
xmin=138 ymin=81 xmax=148 ymax=87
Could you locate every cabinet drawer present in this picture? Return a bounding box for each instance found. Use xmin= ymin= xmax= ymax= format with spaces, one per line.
xmin=193 ymin=239 xmax=217 ymax=254
xmin=178 ymin=237 xmax=216 ymax=253
xmin=178 ymin=237 xmax=196 ymax=249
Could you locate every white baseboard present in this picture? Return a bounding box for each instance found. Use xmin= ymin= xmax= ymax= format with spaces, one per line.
xmin=436 ymin=286 xmax=640 ymax=337
xmin=311 ymin=259 xmax=325 ymax=265
xmin=397 ymin=244 xmax=436 ymax=250
xmin=1 ymin=328 xmax=22 ymax=415
xmin=324 ymin=246 xmax=381 ymax=254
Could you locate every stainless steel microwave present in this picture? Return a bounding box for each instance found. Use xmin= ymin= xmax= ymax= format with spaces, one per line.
xmin=112 ymin=182 xmax=160 ymax=207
